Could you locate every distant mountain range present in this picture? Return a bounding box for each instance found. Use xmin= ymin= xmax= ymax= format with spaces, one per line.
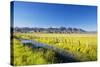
xmin=13 ymin=27 xmax=90 ymax=33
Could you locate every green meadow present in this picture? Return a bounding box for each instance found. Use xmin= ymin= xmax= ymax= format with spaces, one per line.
xmin=11 ymin=32 xmax=97 ymax=65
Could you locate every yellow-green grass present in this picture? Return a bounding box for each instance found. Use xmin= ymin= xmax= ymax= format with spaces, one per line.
xmin=14 ymin=32 xmax=97 ymax=61
xmin=11 ymin=38 xmax=58 ymax=66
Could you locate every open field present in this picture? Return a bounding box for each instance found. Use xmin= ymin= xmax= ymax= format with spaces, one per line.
xmin=12 ymin=32 xmax=97 ymax=65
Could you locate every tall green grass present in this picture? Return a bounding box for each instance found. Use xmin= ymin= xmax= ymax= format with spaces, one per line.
xmin=11 ymin=38 xmax=59 ymax=66
xmin=14 ymin=33 xmax=97 ymax=61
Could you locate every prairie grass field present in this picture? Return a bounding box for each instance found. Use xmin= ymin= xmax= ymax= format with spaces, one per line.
xmin=12 ymin=32 xmax=97 ymax=65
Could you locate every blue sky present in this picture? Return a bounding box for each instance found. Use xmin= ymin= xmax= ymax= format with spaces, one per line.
xmin=12 ymin=1 xmax=97 ymax=31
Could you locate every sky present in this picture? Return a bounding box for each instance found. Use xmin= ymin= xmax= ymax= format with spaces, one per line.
xmin=12 ymin=1 xmax=97 ymax=31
